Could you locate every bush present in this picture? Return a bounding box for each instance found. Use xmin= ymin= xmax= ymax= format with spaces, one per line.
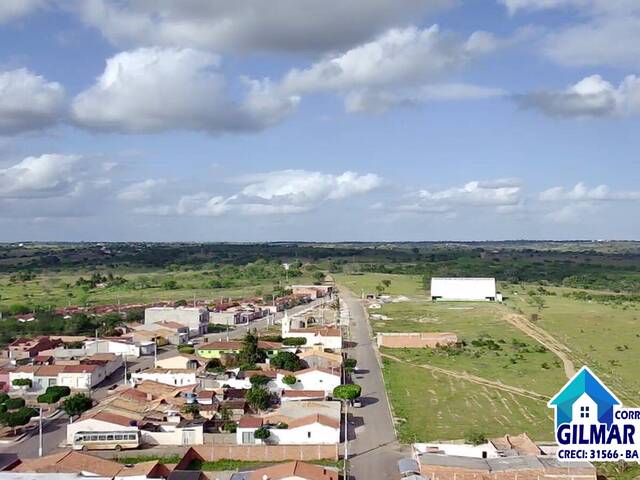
xmin=182 ymin=404 xmax=200 ymax=415
xmin=0 ymin=404 xmax=7 ymax=414
xmin=249 ymin=375 xmax=271 ymax=387
xmin=282 ymin=375 xmax=297 ymax=386
xmin=0 ymin=407 xmax=37 ymax=429
xmin=269 ymin=351 xmax=303 ymax=371
xmin=223 ymin=422 xmax=237 ymax=433
xmin=37 ymin=386 xmax=71 ymax=404
xmin=282 ymin=337 xmax=306 ymax=347
xmin=465 ymin=430 xmax=487 ymax=445
xmin=12 ymin=378 xmax=32 ymax=388
xmin=344 ymin=358 xmax=357 ymax=371
xmin=254 ymin=426 xmax=271 ymax=440
xmin=178 ymin=345 xmax=195 ymax=354
xmin=0 ymin=393 xmax=8 ymax=404
xmin=4 ymin=398 xmax=25 ymax=410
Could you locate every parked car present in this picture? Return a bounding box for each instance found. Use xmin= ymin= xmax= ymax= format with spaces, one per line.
xmin=351 ymin=398 xmax=362 ymax=408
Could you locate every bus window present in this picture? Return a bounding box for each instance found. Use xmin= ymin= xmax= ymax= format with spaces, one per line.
xmin=115 ymin=435 xmax=123 ymax=440
xmin=107 ymin=435 xmax=114 ymax=441
xmin=98 ymin=435 xmax=106 ymax=441
xmin=90 ymin=435 xmax=98 ymax=441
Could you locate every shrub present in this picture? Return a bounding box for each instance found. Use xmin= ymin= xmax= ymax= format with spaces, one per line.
xmin=12 ymin=378 xmax=32 ymax=388
xmin=269 ymin=351 xmax=303 ymax=371
xmin=0 ymin=407 xmax=37 ymax=429
xmin=282 ymin=375 xmax=297 ymax=386
xmin=282 ymin=337 xmax=306 ymax=346
xmin=0 ymin=393 xmax=8 ymax=404
xmin=4 ymin=398 xmax=25 ymax=410
xmin=37 ymin=386 xmax=71 ymax=404
xmin=0 ymin=404 xmax=7 ymax=414
xmin=254 ymin=426 xmax=271 ymax=440
xmin=344 ymin=358 xmax=357 ymax=371
xmin=249 ymin=375 xmax=271 ymax=387
xmin=465 ymin=430 xmax=487 ymax=446
xmin=178 ymin=345 xmax=195 ymax=354
xmin=222 ymin=422 xmax=237 ymax=433
xmin=182 ymin=404 xmax=200 ymax=415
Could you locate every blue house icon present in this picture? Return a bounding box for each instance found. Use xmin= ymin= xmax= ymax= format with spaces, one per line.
xmin=548 ymin=366 xmax=620 ymax=428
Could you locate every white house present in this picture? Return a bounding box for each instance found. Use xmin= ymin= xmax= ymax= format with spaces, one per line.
xmin=144 ymin=307 xmax=208 ymax=336
xmin=288 ymin=368 xmax=341 ymax=396
xmin=236 ymin=413 xmax=340 ymax=445
xmin=430 ymin=277 xmax=498 ymax=302
xmin=83 ymin=338 xmax=141 ymax=358
xmin=130 ymin=368 xmax=197 ymax=387
xmin=572 ymin=393 xmax=599 ymax=425
xmin=282 ymin=313 xmax=342 ymax=351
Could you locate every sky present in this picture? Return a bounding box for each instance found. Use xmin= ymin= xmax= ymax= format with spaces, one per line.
xmin=0 ymin=0 xmax=639 ymax=242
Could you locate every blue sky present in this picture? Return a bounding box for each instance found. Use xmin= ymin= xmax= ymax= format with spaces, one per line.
xmin=0 ymin=0 xmax=639 ymax=241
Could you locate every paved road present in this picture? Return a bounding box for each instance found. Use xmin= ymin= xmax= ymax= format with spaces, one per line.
xmin=340 ymin=288 xmax=408 ymax=480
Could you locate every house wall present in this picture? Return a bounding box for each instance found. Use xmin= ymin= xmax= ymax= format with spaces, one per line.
xmin=377 ymin=332 xmax=459 ymax=348
xmin=57 ymin=372 xmax=95 ymax=390
xmin=237 ymin=423 xmax=339 ymax=445
xmin=142 ymin=426 xmax=204 ymax=446
xmin=144 ymin=308 xmax=209 ymax=335
xmin=130 ymin=371 xmax=196 ymax=387
xmin=286 ymin=333 xmax=342 ymax=351
xmin=186 ymin=443 xmax=339 ymax=462
xmin=430 ymin=278 xmax=496 ymax=301
xmin=293 ymin=372 xmax=341 ymax=395
xmin=155 ymin=356 xmax=198 ymax=370
xmin=84 ymin=340 xmax=140 ymax=358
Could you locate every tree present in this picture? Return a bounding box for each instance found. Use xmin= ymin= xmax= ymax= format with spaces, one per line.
xmin=246 ymin=386 xmax=272 ymax=412
xmin=182 ymin=404 xmax=200 ymax=417
xmin=312 ymin=271 xmax=325 ymax=285
xmin=0 ymin=407 xmax=37 ymax=434
xmin=381 ymin=279 xmax=391 ymax=289
xmin=269 ymin=351 xmax=303 ymax=371
xmin=62 ymin=393 xmax=93 ymax=419
xmin=282 ymin=337 xmax=306 ymax=347
xmin=254 ymin=426 xmax=271 ymax=440
xmin=249 ymin=375 xmax=272 ymax=387
xmin=4 ymin=398 xmax=25 ymax=410
xmin=282 ymin=375 xmax=297 ymax=386
xmin=239 ymin=331 xmax=266 ymax=365
xmin=333 ymin=384 xmax=361 ymax=401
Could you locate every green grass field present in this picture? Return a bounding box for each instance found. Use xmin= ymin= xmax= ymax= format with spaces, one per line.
xmin=383 ymin=358 xmax=554 ymax=442
xmin=0 ymin=270 xmax=314 ymax=310
xmin=505 ymin=284 xmax=640 ymax=406
xmin=334 ymin=273 xmax=427 ymax=299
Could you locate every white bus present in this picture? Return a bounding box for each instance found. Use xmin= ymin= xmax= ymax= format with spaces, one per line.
xmin=72 ymin=431 xmax=141 ymax=451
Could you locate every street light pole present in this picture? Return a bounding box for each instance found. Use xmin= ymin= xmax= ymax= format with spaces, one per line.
xmin=343 ymin=401 xmax=348 ymax=480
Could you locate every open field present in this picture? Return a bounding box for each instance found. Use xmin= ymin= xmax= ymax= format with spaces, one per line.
xmin=334 ymin=273 xmax=427 ymax=298
xmin=506 ymin=284 xmax=640 ymax=406
xmin=0 ymin=269 xmax=315 ymax=310
xmin=382 ymin=358 xmax=554 ymax=442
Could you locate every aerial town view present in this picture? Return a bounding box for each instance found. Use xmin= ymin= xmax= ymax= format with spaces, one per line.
xmin=1 ymin=1 xmax=639 ymax=480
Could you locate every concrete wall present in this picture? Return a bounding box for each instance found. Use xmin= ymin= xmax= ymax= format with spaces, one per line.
xmin=377 ymin=332 xmax=459 ymax=348
xmin=189 ymin=443 xmax=339 ymax=462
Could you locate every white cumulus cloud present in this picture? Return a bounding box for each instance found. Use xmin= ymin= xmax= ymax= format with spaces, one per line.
xmin=517 ymin=74 xmax=640 ymax=117
xmin=0 ymin=68 xmax=65 ymax=134
xmin=76 ymin=0 xmax=452 ymax=53
xmin=134 ymin=170 xmax=383 ymax=217
xmin=71 ymin=47 xmax=299 ymax=133
xmin=540 ymin=182 xmax=640 ymax=201
xmin=0 ymin=154 xmax=83 ymax=198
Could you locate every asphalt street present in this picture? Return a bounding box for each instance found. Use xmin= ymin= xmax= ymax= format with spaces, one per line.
xmin=340 ymin=288 xmax=408 ymax=480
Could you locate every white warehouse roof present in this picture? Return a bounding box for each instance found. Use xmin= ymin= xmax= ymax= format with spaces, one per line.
xmin=430 ymin=277 xmax=496 ymax=301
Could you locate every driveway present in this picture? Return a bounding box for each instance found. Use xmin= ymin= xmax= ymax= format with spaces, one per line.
xmin=340 ymin=287 xmax=408 ymax=480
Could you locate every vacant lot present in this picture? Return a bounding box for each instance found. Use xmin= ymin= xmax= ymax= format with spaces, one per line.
xmin=335 ymin=273 xmax=426 ymax=299
xmin=507 ymin=285 xmax=640 ymax=406
xmin=372 ymin=299 xmax=566 ymax=396
xmin=383 ymin=358 xmax=554 ymax=442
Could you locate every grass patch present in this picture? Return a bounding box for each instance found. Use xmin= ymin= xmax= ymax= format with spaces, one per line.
xmin=187 ymin=458 xmax=342 ymax=471
xmin=505 ymin=284 xmax=640 ymax=405
xmin=382 ymin=357 xmax=554 ymax=442
xmin=335 ymin=273 xmax=427 ymax=299
xmin=596 ymin=462 xmax=640 ymax=480
xmin=116 ymin=455 xmax=182 ymax=464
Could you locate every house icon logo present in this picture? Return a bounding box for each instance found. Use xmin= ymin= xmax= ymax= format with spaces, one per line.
xmin=548 ymin=366 xmax=620 ymax=429
xmin=547 ymin=365 xmax=640 ymax=462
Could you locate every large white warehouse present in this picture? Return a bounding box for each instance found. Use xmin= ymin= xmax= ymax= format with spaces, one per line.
xmin=430 ymin=277 xmax=498 ymax=302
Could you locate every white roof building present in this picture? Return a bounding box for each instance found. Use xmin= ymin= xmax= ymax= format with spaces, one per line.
xmin=430 ymin=277 xmax=498 ymax=302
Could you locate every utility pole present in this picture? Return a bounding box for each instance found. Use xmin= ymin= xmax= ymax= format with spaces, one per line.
xmin=38 ymin=406 xmax=43 ymax=457
xmin=123 ymin=355 xmax=128 ymax=385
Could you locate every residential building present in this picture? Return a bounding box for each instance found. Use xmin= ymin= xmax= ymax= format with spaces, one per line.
xmin=290 ymin=285 xmax=333 ymax=299
xmin=298 ymin=350 xmax=343 ymax=370
xmin=144 ymin=307 xmax=208 ymax=336
xmin=289 ymin=368 xmax=341 ymax=395
xmin=196 ymin=340 xmax=283 ymax=359
xmin=281 ymin=390 xmax=326 ymax=402
xmin=7 ymin=337 xmax=62 ymax=361
xmin=155 ymin=354 xmax=204 ymax=370
xmin=237 ymin=413 xmax=340 ymax=445
xmin=430 ymin=277 xmax=499 ymax=302
xmin=130 ymin=368 xmax=197 ymax=387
